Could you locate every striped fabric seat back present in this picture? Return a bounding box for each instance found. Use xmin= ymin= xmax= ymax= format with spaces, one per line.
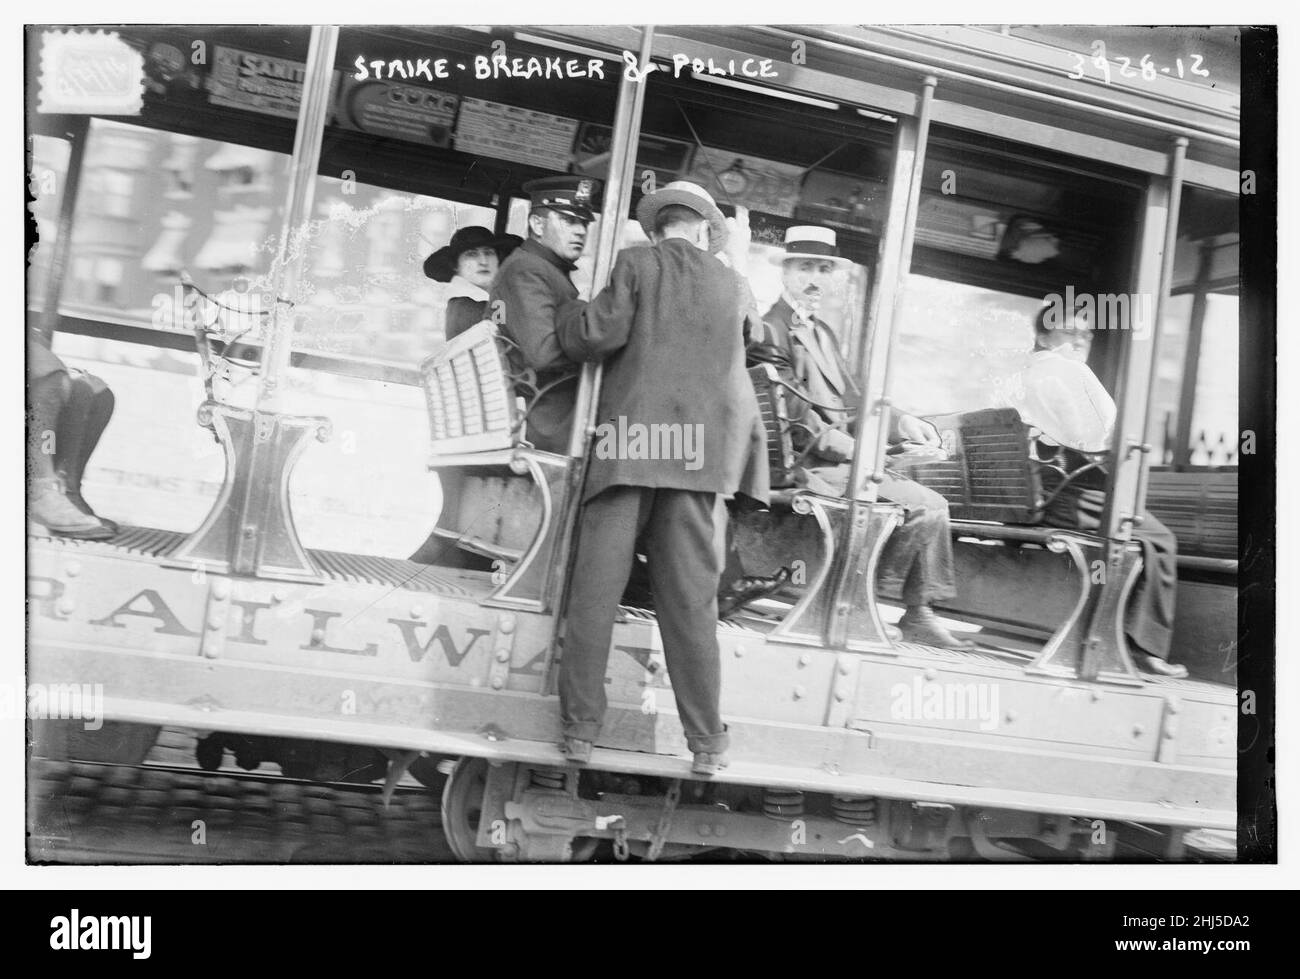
xmin=904 ymin=408 xmax=1042 ymax=523
xmin=748 ymin=364 xmax=798 ymax=488
xmin=419 ymin=320 xmax=519 ymax=456
xmin=1146 ymin=469 xmax=1237 ymax=559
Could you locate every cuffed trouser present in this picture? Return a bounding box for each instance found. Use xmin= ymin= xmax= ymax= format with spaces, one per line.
xmin=560 ymin=485 xmax=730 ymax=754
xmin=798 ymin=462 xmax=958 ymax=606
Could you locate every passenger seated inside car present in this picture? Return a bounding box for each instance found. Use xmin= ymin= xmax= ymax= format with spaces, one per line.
xmin=998 ymin=303 xmax=1184 ymax=677
xmin=745 ymin=226 xmax=973 ymax=650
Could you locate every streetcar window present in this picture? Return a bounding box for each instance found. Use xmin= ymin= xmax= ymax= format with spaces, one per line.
xmin=895 ymin=128 xmax=1144 ymax=412
xmin=1149 ymin=186 xmax=1239 ymax=466
xmin=891 ymin=277 xmax=1043 ymax=415
xmin=52 ymin=118 xmax=292 ymax=332
xmin=292 ymin=174 xmax=496 ymax=365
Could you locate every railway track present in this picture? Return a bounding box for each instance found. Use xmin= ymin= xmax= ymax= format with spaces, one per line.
xmin=28 ymin=728 xmax=452 ymax=864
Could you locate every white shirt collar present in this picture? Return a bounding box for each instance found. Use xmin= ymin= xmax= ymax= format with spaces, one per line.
xmin=445 ymin=274 xmax=489 ymax=303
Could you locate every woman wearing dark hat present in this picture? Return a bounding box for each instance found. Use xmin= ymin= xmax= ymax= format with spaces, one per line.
xmin=408 ymin=226 xmax=520 ymax=568
xmin=423 ymin=226 xmax=522 ymax=340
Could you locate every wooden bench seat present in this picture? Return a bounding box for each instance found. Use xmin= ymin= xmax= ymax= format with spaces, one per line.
xmin=419 ymin=321 xmax=570 ymax=611
xmin=743 ymin=380 xmax=1151 ymax=680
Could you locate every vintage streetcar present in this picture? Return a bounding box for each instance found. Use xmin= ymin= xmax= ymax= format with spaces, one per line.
xmin=26 ymin=25 xmax=1243 ymax=861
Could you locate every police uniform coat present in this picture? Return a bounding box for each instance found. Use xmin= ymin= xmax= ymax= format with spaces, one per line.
xmin=556 ymin=238 xmax=770 ymax=505
xmin=488 ymin=238 xmax=583 ymax=455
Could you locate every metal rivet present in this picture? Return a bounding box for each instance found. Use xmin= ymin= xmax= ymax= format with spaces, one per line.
xmin=713 ymin=824 xmax=726 ymax=839
xmin=56 ymin=598 xmax=75 ymax=616
xmin=64 ymin=561 xmax=81 ymax=578
xmin=495 ymin=648 xmax=510 ymax=662
xmin=490 ymin=676 xmax=504 ymax=690
xmin=798 ymin=652 xmax=811 ymax=667
xmin=1091 ymin=689 xmax=1103 ymax=702
xmin=207 ymin=612 xmax=224 ymax=630
xmin=923 ymin=668 xmax=937 ymax=682
xmin=499 ymin=614 xmax=516 ymax=634
xmin=310 ymin=628 xmax=325 ymax=645
xmin=838 ymin=661 xmax=852 ymax=677
xmin=411 ymin=605 xmax=425 ymax=619
xmin=1005 ymin=710 xmax=1017 ymax=723
xmin=793 ymin=685 xmax=806 ymax=700
xmin=272 ymin=590 xmax=287 ymax=603
xmin=211 ymin=578 xmax=230 ymax=600
xmin=733 ymin=646 xmax=744 ymax=658
xmin=698 ymin=823 xmax=712 ymax=837
xmin=1133 ymin=724 xmax=1145 ymax=737
xmin=1164 ymin=695 xmax=1180 ymax=714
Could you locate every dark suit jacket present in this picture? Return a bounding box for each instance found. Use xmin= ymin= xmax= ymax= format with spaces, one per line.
xmin=556 ymin=239 xmax=769 ymax=504
xmin=445 ymin=296 xmax=487 ymax=341
xmin=488 ymin=239 xmax=584 ymax=454
xmin=755 ymin=297 xmax=905 ymax=464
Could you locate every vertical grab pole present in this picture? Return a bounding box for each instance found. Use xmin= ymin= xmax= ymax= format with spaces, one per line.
xmin=1104 ymin=137 xmax=1186 ymax=539
xmin=1071 ymin=138 xmax=1184 ymax=681
xmin=256 ymin=25 xmax=340 ymax=413
xmin=845 ymin=77 xmax=936 ymax=503
xmin=822 ymin=76 xmax=935 ymax=648
xmin=545 ymin=27 xmax=655 ymax=621
xmin=34 ymin=115 xmax=89 ymax=343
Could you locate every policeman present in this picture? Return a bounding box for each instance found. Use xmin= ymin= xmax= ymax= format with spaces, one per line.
xmin=488 ymin=175 xmax=598 ymax=454
xmin=552 ymin=181 xmax=763 ymax=775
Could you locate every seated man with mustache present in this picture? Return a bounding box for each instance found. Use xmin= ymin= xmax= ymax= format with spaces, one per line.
xmin=751 ymin=226 xmax=972 ymax=650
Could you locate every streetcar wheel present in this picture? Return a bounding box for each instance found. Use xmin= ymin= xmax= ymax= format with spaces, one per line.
xmin=440 ymin=757 xmax=500 ymax=862
xmin=439 ymin=757 xmax=600 ymax=862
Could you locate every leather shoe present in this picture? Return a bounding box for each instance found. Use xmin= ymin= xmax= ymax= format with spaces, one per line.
xmin=1136 ymin=653 xmax=1188 ymax=678
xmin=718 ymin=566 xmax=792 ymax=619
xmin=63 ymin=483 xmax=118 ymax=535
xmin=29 ymin=480 xmax=113 ymax=540
xmin=560 ymin=737 xmax=593 ymax=764
xmin=691 ymin=750 xmax=729 ymax=776
xmin=898 ymin=606 xmax=976 ymax=650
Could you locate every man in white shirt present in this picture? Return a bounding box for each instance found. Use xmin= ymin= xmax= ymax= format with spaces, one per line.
xmin=1002 ymin=306 xmax=1185 ymax=678
xmin=1012 ymin=317 xmax=1116 ymax=452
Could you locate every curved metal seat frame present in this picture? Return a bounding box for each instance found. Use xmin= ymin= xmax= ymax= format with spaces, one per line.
xmin=419 ymin=320 xmax=573 ymax=613
xmin=746 ymin=364 xmax=902 ymax=652
xmin=902 ymin=408 xmax=1143 ymax=684
xmin=165 ymin=279 xmax=331 ymax=583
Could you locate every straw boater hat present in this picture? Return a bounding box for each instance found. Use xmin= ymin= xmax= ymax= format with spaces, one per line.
xmin=770 ymin=225 xmax=853 ymax=267
xmin=635 ymin=180 xmax=729 ymax=254
xmin=423 ymin=226 xmax=523 ymax=282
